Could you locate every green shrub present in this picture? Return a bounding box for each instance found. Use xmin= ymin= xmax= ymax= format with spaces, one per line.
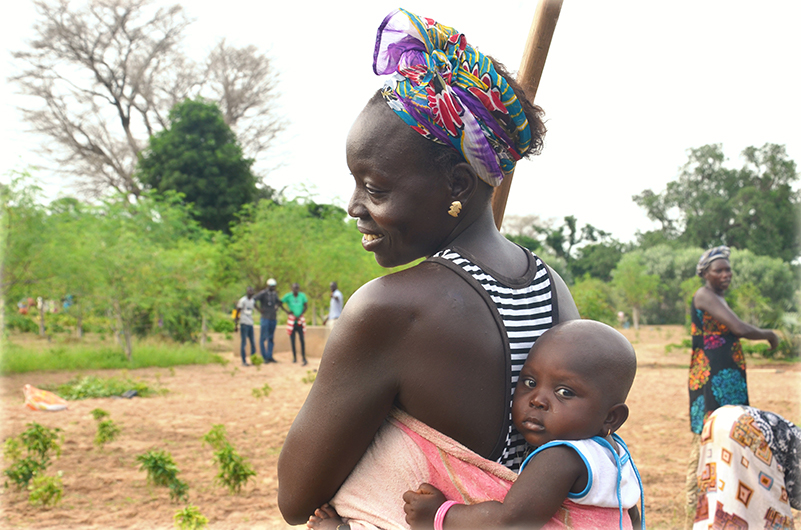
xmin=43 ymin=375 xmax=160 ymax=400
xmin=302 ymin=370 xmax=317 ymax=384
xmin=90 ymin=408 xmax=110 ymax=421
xmin=201 ymin=425 xmax=255 ymax=494
xmin=136 ymin=449 xmax=188 ymax=503
xmin=20 ymin=423 xmax=62 ymax=464
xmin=212 ymin=444 xmax=256 ymax=494
xmin=5 ymin=312 xmax=38 ymax=333
xmin=28 ymin=472 xmax=64 ymax=507
xmin=251 ymin=383 xmax=272 ymax=399
xmin=570 ymin=275 xmax=617 ymax=326
xmin=174 ymin=504 xmax=209 ymax=529
xmin=4 ymin=456 xmax=46 ymax=489
xmin=202 ymin=425 xmax=228 ymax=452
xmin=3 ymin=423 xmax=62 ymax=489
xmin=95 ymin=420 xmax=121 ymax=447
xmin=211 ymin=316 xmax=235 ymax=333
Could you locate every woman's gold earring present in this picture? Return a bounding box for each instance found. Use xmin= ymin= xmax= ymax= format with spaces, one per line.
xmin=448 ymin=201 xmax=462 ymax=218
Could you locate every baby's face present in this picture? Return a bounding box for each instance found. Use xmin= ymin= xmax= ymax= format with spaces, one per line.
xmin=511 ymin=339 xmax=610 ymax=447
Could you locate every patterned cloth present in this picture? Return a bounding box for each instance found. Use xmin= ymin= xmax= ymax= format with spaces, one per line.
xmin=286 ymin=314 xmax=305 ymax=336
xmin=373 ymin=8 xmax=532 ymax=187
xmin=693 ymin=405 xmax=798 ymax=529
xmin=688 ymin=300 xmax=748 ymax=434
xmin=696 ymin=246 xmax=731 ymax=277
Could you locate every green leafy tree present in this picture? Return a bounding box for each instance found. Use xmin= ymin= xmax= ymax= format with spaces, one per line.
xmin=727 ymin=248 xmax=797 ymax=325
xmin=611 ymin=252 xmax=662 ymax=329
xmin=229 ymin=200 xmax=387 ymax=322
xmin=634 ymin=143 xmax=800 ymax=262
xmin=570 ymin=275 xmax=617 ymax=325
xmin=569 ymin=241 xmax=625 ymax=282
xmin=138 ymin=99 xmax=258 ymax=232
xmin=1 ymin=172 xmax=49 ymax=333
xmin=638 ymin=245 xmax=704 ymax=324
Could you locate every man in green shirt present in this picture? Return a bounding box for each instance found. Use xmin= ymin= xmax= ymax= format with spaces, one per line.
xmin=280 ymin=282 xmax=308 ymax=365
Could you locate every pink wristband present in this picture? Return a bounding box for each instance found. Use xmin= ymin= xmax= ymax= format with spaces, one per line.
xmin=434 ymin=500 xmax=461 ymax=530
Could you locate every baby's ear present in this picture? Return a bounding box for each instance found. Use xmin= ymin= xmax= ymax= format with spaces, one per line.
xmin=604 ymin=403 xmax=629 ymax=434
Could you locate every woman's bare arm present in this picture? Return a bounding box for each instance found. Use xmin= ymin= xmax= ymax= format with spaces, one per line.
xmin=547 ymin=265 xmax=580 ymax=322
xmin=694 ymin=288 xmax=778 ymax=347
xmin=277 ymin=279 xmax=403 ymax=523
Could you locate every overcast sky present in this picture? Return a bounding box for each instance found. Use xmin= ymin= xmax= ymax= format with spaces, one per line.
xmin=2 ymin=0 xmax=799 ymax=243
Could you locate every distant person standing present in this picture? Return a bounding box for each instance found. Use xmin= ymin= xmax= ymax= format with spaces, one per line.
xmin=323 ymin=281 xmax=343 ymax=331
xmin=254 ymin=278 xmax=280 ymax=363
xmin=280 ymin=283 xmax=308 ymax=366
xmin=683 ymin=246 xmax=779 ymax=527
xmin=234 ymin=287 xmax=257 ymax=366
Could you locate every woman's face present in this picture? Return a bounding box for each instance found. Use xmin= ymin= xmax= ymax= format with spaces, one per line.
xmin=704 ymin=258 xmax=732 ymax=293
xmin=346 ymin=102 xmax=455 ymax=268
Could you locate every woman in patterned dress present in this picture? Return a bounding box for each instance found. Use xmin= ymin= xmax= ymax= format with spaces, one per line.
xmin=684 ymin=246 xmax=779 ymax=527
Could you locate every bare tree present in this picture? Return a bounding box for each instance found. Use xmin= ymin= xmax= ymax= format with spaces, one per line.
xmin=203 ymin=39 xmax=284 ymax=165
xmin=10 ymin=0 xmax=283 ymax=197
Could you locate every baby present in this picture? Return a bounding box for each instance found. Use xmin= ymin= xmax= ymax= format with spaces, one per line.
xmin=308 ymin=320 xmax=643 ymax=530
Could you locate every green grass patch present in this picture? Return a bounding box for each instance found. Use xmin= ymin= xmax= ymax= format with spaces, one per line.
xmin=0 ymin=340 xmax=225 ymax=375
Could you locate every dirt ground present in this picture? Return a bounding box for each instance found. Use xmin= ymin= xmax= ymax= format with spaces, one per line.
xmin=1 ymin=326 xmax=799 ymax=529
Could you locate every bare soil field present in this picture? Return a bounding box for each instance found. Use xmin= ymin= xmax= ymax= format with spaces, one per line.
xmin=1 ymin=326 xmax=799 ymax=529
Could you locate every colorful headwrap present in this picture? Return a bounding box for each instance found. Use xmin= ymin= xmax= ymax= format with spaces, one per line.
xmin=696 ymin=246 xmax=731 ymax=277
xmin=373 ymin=8 xmax=533 ymax=187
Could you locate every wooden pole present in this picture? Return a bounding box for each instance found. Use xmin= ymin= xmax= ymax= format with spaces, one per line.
xmin=491 ymin=0 xmax=563 ymax=230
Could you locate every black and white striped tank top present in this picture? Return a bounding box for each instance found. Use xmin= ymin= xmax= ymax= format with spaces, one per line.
xmin=432 ymin=247 xmax=556 ymax=472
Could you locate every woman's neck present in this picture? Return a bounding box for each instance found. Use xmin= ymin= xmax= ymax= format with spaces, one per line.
xmin=442 ymin=206 xmax=529 ymax=277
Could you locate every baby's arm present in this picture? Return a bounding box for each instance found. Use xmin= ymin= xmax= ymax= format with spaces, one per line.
xmin=628 ymin=505 xmax=641 ymax=529
xmin=403 ymin=446 xmax=586 ymax=529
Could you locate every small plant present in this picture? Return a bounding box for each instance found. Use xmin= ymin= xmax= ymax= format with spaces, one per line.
xmin=202 ymin=425 xmax=228 ymax=451
xmin=28 ymin=472 xmax=64 ymax=507
xmin=201 ymin=425 xmax=255 ymax=494
xmin=251 ymin=383 xmax=272 ymax=399
xmin=251 ymin=355 xmax=263 ymax=367
xmin=174 ymin=504 xmax=209 ymax=529
xmin=3 ymin=423 xmax=62 ymax=489
xmin=168 ymin=478 xmax=190 ymax=503
xmin=20 ymin=423 xmax=62 ymax=463
xmin=212 ymin=444 xmax=256 ymax=494
xmin=302 ymin=369 xmax=317 ymax=384
xmin=3 ymin=437 xmax=22 ymax=462
xmin=4 ymin=457 xmax=46 ymax=489
xmin=95 ymin=419 xmax=121 ymax=447
xmin=136 ymin=450 xmax=188 ymax=502
xmin=90 ymin=408 xmax=110 ymax=421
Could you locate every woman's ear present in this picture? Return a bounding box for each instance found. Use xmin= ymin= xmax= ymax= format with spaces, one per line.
xmin=603 ymin=403 xmax=629 ymax=435
xmin=449 ymin=162 xmax=479 ymax=204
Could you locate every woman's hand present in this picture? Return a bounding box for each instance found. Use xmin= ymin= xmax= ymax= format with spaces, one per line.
xmin=403 ymin=483 xmax=447 ymax=529
xmin=766 ymin=330 xmax=780 ymax=350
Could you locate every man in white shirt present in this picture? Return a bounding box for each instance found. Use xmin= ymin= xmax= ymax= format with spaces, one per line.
xmin=324 ymin=281 xmax=344 ymax=330
xmin=234 ymin=287 xmax=257 ymax=366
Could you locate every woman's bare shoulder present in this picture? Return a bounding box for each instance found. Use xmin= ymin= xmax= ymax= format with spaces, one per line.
xmin=346 ymin=261 xmax=463 ymax=314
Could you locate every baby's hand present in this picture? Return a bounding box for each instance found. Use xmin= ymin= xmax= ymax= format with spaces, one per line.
xmin=402 ymin=483 xmax=448 ymax=529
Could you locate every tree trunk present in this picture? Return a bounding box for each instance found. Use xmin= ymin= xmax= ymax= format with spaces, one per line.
xmin=200 ymin=311 xmax=208 ymax=349
xmin=112 ymin=302 xmax=123 ymax=347
xmin=38 ymin=297 xmax=46 ymax=337
xmin=632 ymin=306 xmax=641 ymax=330
xmin=76 ymin=307 xmax=84 ymax=338
xmin=122 ymin=326 xmax=133 ymax=361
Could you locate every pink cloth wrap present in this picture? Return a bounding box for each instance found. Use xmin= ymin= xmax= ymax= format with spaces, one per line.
xmin=330 ymin=408 xmax=629 ymax=530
